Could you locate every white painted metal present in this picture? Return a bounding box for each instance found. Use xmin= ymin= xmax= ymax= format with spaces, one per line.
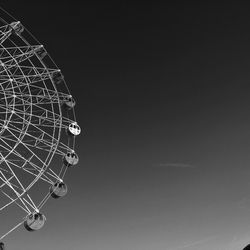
xmin=0 ymin=8 xmax=80 ymax=240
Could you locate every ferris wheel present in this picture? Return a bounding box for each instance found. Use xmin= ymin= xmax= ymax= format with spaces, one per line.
xmin=0 ymin=7 xmax=81 ymax=246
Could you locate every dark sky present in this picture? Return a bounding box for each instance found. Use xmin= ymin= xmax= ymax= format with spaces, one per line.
xmin=2 ymin=1 xmax=250 ymax=249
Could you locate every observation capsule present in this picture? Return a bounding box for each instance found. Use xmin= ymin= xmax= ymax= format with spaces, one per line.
xmin=0 ymin=242 xmax=5 ymax=250
xmin=63 ymin=151 xmax=79 ymax=167
xmin=24 ymin=212 xmax=46 ymax=231
xmin=36 ymin=45 xmax=47 ymax=59
xmin=50 ymin=181 xmax=68 ymax=199
xmin=52 ymin=71 xmax=64 ymax=84
xmin=63 ymin=95 xmax=76 ymax=110
xmin=243 ymin=244 xmax=250 ymax=250
xmin=67 ymin=122 xmax=81 ymax=136
xmin=10 ymin=21 xmax=24 ymax=35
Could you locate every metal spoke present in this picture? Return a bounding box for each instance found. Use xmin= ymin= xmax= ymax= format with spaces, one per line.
xmin=0 ymin=9 xmax=80 ymax=242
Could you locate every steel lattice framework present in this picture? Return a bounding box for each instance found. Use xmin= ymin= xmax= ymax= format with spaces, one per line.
xmin=0 ymin=9 xmax=81 ymax=240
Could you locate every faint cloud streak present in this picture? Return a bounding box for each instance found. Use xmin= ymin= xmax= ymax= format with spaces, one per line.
xmin=170 ymin=236 xmax=216 ymax=250
xmin=157 ymin=163 xmax=195 ymax=168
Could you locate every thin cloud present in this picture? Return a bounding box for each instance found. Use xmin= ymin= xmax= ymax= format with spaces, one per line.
xmin=171 ymin=236 xmax=216 ymax=250
xmin=157 ymin=163 xmax=195 ymax=168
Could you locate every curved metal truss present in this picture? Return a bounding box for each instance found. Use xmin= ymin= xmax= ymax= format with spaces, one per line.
xmin=0 ymin=9 xmax=80 ymax=240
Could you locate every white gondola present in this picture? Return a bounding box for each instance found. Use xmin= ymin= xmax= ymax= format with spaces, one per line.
xmin=24 ymin=213 xmax=46 ymax=232
xmin=52 ymin=71 xmax=64 ymax=84
xmin=63 ymin=95 xmax=76 ymax=110
xmin=36 ymin=45 xmax=47 ymax=59
xmin=63 ymin=151 xmax=79 ymax=167
xmin=50 ymin=182 xmax=68 ymax=199
xmin=67 ymin=122 xmax=81 ymax=136
xmin=10 ymin=21 xmax=24 ymax=35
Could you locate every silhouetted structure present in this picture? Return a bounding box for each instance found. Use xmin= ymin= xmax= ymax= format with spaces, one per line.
xmin=0 ymin=242 xmax=5 ymax=250
xmin=243 ymin=244 xmax=250 ymax=250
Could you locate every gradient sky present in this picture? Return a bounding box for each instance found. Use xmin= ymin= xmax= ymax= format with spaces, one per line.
xmin=2 ymin=1 xmax=250 ymax=250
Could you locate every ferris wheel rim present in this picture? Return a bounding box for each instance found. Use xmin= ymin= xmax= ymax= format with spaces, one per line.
xmin=0 ymin=7 xmax=80 ymax=222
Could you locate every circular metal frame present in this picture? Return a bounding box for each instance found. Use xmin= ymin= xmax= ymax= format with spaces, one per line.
xmin=0 ymin=7 xmax=80 ymax=240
